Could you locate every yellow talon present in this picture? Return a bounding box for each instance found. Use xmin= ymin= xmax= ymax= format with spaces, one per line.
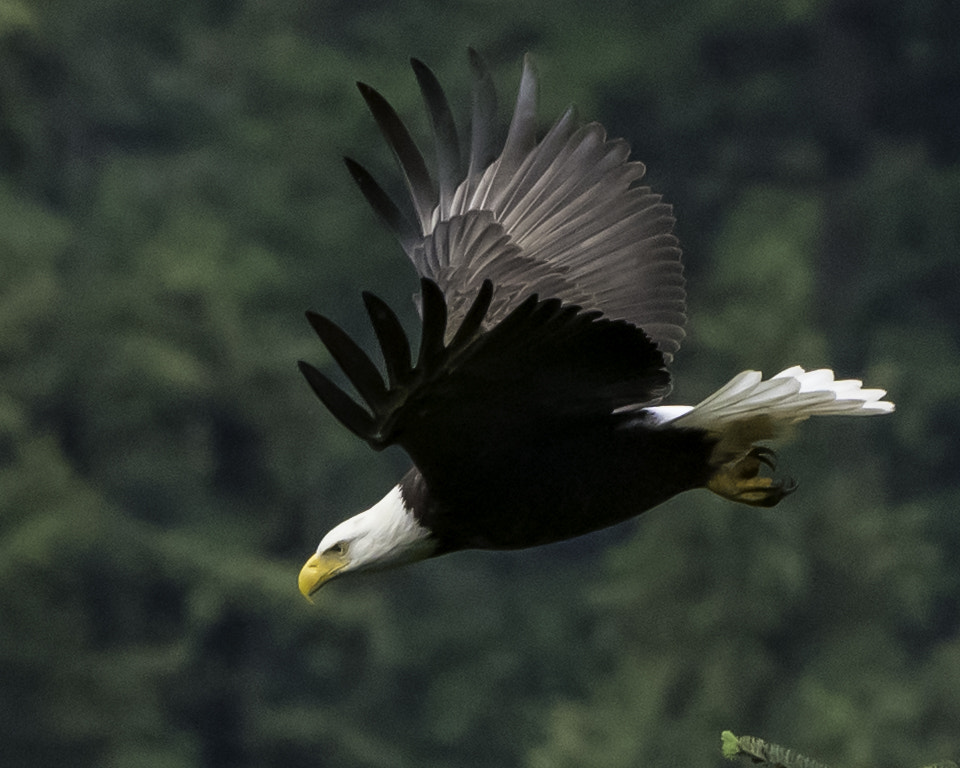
xmin=707 ymin=447 xmax=796 ymax=507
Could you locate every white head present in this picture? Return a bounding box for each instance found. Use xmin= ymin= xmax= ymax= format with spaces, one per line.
xmin=298 ymin=485 xmax=436 ymax=599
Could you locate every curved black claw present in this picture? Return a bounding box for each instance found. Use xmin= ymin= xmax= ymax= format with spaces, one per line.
xmin=749 ymin=446 xmax=778 ymax=471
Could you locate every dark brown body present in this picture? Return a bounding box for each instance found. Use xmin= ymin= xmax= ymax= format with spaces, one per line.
xmin=401 ymin=419 xmax=715 ymax=554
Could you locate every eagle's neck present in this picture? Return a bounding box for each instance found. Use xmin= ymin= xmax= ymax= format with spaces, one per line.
xmin=356 ymin=483 xmax=437 ymax=571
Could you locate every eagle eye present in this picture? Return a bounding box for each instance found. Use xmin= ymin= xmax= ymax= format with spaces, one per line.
xmin=324 ymin=541 xmax=347 ymax=557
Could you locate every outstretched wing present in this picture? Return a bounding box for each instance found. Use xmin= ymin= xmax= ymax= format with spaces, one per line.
xmin=347 ymin=51 xmax=686 ymax=362
xmin=299 ymin=279 xmax=670 ymax=488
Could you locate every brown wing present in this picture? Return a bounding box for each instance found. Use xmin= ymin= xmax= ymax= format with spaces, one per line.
xmin=299 ymin=279 xmax=671 ymax=489
xmin=346 ymin=50 xmax=686 ymax=362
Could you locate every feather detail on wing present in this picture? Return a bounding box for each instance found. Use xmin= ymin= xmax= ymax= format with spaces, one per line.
xmin=299 ymin=278 xmax=670 ymax=485
xmin=346 ymin=50 xmax=686 ymax=362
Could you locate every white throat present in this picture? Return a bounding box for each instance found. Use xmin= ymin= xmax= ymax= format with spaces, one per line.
xmin=319 ymin=485 xmax=436 ymax=574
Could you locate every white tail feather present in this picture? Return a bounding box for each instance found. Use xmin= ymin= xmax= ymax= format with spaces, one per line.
xmin=653 ymin=366 xmax=893 ymax=433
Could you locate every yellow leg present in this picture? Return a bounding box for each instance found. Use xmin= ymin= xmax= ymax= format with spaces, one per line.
xmin=707 ymin=447 xmax=797 ymax=507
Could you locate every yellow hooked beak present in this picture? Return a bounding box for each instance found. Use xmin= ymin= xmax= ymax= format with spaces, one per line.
xmin=298 ymin=551 xmax=348 ymax=600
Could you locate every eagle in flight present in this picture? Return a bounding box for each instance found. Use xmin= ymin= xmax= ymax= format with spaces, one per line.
xmin=297 ymin=51 xmax=893 ymax=598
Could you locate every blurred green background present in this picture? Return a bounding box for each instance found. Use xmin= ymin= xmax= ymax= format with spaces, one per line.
xmin=2 ymin=0 xmax=959 ymax=766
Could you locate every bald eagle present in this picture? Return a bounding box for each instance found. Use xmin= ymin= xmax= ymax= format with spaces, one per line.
xmin=297 ymin=51 xmax=893 ymax=598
